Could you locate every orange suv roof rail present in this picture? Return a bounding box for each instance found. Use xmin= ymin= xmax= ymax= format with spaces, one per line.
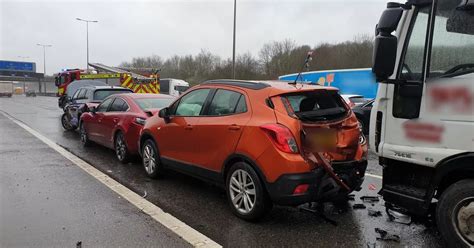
xmin=202 ymin=80 xmax=270 ymax=90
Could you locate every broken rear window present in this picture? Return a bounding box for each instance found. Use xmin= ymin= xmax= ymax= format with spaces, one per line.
xmin=281 ymin=90 xmax=348 ymax=122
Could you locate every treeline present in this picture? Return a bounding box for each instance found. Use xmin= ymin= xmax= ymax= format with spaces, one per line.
xmin=119 ymin=34 xmax=374 ymax=85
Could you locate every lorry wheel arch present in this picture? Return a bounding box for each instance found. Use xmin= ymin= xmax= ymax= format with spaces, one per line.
xmin=433 ymin=152 xmax=474 ymax=198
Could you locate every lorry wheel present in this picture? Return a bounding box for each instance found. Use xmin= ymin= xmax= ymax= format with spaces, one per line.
xmin=226 ymin=162 xmax=272 ymax=221
xmin=436 ymin=179 xmax=474 ymax=248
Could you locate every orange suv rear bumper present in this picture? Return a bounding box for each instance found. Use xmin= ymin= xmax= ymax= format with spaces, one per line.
xmin=265 ymin=159 xmax=367 ymax=206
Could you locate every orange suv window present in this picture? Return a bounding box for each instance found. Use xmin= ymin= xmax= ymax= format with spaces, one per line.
xmin=206 ymin=89 xmax=246 ymax=116
xmin=281 ymin=91 xmax=347 ymax=121
xmin=175 ymin=89 xmax=210 ymax=116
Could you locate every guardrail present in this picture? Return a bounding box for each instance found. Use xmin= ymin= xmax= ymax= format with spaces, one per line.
xmin=36 ymin=93 xmax=57 ymax=97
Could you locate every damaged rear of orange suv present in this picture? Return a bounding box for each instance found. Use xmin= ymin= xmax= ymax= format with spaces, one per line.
xmin=140 ymin=80 xmax=367 ymax=220
xmin=260 ymin=81 xmax=368 ymax=209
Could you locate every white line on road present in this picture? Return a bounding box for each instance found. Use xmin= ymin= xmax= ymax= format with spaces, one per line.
xmin=366 ymin=173 xmax=383 ymax=179
xmin=1 ymin=111 xmax=222 ymax=248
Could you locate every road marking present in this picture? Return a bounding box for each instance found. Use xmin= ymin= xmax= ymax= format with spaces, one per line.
xmin=366 ymin=173 xmax=383 ymax=179
xmin=1 ymin=111 xmax=221 ymax=248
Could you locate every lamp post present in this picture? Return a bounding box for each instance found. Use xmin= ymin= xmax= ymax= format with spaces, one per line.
xmin=232 ymin=0 xmax=236 ymax=79
xmin=76 ymin=18 xmax=98 ymax=71
xmin=36 ymin=44 xmax=52 ymax=76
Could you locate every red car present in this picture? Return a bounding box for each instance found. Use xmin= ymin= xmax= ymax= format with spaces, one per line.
xmin=80 ymin=93 xmax=175 ymax=162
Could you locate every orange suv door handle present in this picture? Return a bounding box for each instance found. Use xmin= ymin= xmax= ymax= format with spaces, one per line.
xmin=185 ymin=124 xmax=193 ymax=130
xmin=228 ymin=125 xmax=241 ymax=131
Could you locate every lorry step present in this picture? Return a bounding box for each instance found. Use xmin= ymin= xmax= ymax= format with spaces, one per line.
xmin=384 ymin=184 xmax=426 ymax=199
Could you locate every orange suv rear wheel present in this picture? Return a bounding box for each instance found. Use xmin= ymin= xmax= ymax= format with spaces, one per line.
xmin=226 ymin=162 xmax=272 ymax=221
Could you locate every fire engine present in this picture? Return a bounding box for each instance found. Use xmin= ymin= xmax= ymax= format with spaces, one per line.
xmin=55 ymin=64 xmax=160 ymax=109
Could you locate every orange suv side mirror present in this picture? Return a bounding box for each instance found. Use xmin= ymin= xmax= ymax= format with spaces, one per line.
xmin=158 ymin=107 xmax=170 ymax=123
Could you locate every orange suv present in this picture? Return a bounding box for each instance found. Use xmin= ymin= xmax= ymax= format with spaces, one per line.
xmin=139 ymin=80 xmax=367 ymax=220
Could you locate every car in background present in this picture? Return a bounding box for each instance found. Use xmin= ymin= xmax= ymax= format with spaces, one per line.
xmin=341 ymin=94 xmax=368 ymax=108
xmin=0 ymin=92 xmax=12 ymax=97
xmin=58 ymin=79 xmax=107 ymax=110
xmin=139 ymin=80 xmax=367 ymax=220
xmin=159 ymin=78 xmax=190 ymax=97
xmin=352 ymin=99 xmax=373 ymax=135
xmin=25 ymin=90 xmax=36 ymax=97
xmin=61 ymin=86 xmax=133 ymax=131
xmin=80 ymin=93 xmax=175 ymax=162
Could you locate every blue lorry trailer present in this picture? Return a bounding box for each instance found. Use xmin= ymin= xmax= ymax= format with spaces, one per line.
xmin=279 ymin=68 xmax=377 ymax=99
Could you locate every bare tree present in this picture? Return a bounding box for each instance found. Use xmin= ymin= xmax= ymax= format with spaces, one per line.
xmin=120 ymin=34 xmax=374 ymax=85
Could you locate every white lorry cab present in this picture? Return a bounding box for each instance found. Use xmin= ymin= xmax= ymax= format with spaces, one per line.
xmin=159 ymin=78 xmax=190 ymax=97
xmin=370 ymin=0 xmax=473 ymax=246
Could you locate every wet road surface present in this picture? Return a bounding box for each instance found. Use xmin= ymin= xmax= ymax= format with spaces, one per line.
xmin=0 ymin=96 xmax=444 ymax=247
xmin=0 ymin=111 xmax=189 ymax=247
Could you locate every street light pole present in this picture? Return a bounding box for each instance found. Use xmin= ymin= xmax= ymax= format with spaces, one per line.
xmin=36 ymin=43 xmax=52 ymax=75
xmin=76 ymin=18 xmax=98 ymax=71
xmin=232 ymin=0 xmax=236 ymax=79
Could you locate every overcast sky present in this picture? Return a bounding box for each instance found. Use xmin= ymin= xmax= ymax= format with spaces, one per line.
xmin=0 ymin=0 xmax=386 ymax=75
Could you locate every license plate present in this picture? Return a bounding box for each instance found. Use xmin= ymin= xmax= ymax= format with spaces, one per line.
xmin=309 ymin=129 xmax=337 ymax=150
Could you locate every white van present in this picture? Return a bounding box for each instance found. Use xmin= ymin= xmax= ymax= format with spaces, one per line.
xmin=159 ymin=78 xmax=189 ymax=97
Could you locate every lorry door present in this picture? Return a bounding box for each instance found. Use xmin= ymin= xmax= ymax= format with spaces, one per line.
xmin=195 ymin=88 xmax=251 ymax=173
xmin=379 ymin=0 xmax=474 ymax=168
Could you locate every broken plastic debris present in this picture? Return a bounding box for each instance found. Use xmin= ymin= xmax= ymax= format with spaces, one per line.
xmin=368 ymin=208 xmax=382 ymax=217
xmin=375 ymin=228 xmax=400 ymax=242
xmin=387 ymin=208 xmax=412 ymax=224
xmin=368 ymin=183 xmax=377 ymax=190
xmin=353 ymin=203 xmax=366 ymax=209
xmin=360 ymin=196 xmax=379 ymax=203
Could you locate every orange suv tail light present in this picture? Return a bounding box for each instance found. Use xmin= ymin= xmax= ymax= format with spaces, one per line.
xmin=260 ymin=124 xmax=299 ymax=154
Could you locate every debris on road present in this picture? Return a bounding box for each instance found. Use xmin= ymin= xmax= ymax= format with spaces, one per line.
xmin=142 ymin=190 xmax=147 ymax=198
xmin=353 ymin=203 xmax=366 ymax=209
xmin=368 ymin=183 xmax=377 ymax=191
xmin=368 ymin=208 xmax=382 ymax=217
xmin=375 ymin=228 xmax=401 ymax=242
xmin=76 ymin=241 xmax=82 ymax=248
xmin=347 ymin=194 xmax=355 ymax=201
xmin=360 ymin=196 xmax=379 ymax=203
xmin=387 ymin=208 xmax=412 ymax=224
xmin=299 ymin=203 xmax=338 ymax=226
